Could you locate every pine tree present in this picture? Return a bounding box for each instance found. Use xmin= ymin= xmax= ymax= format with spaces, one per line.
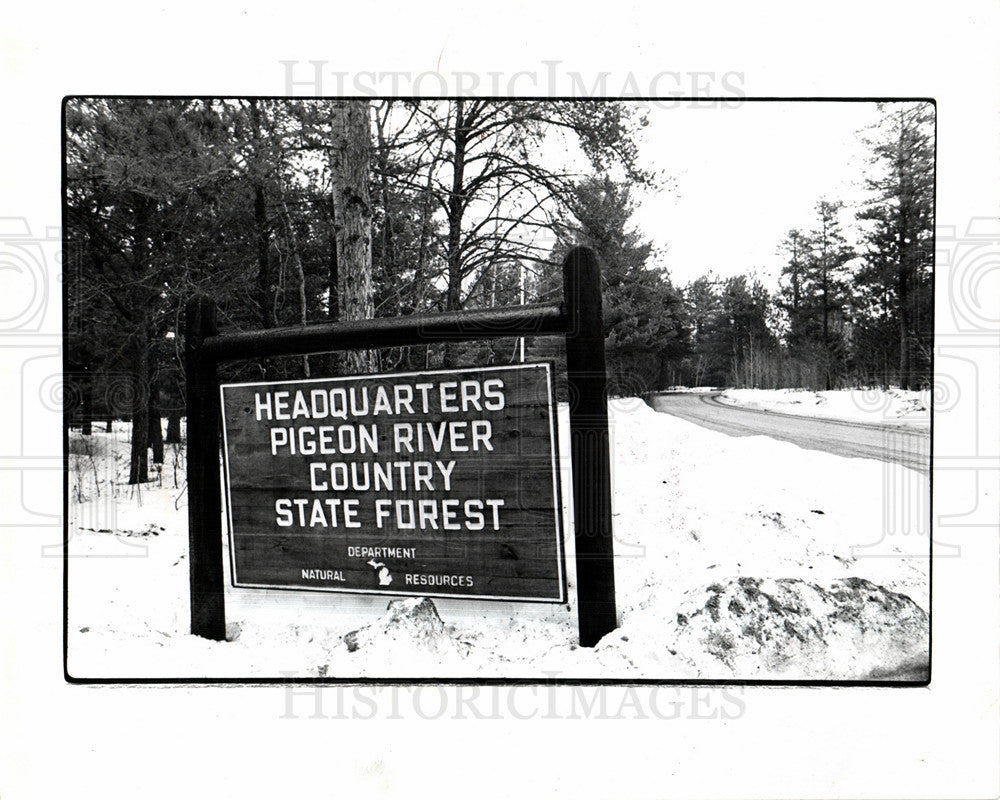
xmin=777 ymin=229 xmax=808 ymax=338
xmin=65 ymin=99 xmax=235 ymax=482
xmin=685 ymin=274 xmax=778 ymax=388
xmin=534 ymin=175 xmax=688 ymax=393
xmin=771 ymin=202 xmax=855 ymax=389
xmin=807 ymin=200 xmax=855 ymax=389
xmin=856 ymin=102 xmax=935 ymax=389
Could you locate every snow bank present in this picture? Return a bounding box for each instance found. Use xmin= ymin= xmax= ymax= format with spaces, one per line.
xmin=606 ymin=576 xmax=928 ymax=680
xmin=67 ymin=402 xmax=929 ymax=681
xmin=718 ymin=387 xmax=931 ymax=425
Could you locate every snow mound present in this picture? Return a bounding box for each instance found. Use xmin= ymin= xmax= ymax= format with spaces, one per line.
xmin=333 ymin=598 xmax=471 ymax=675
xmin=665 ymin=576 xmax=928 ymax=680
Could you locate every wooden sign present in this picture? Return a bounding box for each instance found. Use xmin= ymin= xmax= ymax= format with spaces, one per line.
xmin=219 ymin=363 xmax=566 ymax=602
xmin=187 ymin=247 xmax=615 ymax=645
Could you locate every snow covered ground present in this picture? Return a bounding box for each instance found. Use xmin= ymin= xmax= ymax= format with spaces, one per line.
xmin=718 ymin=387 xmax=931 ymax=425
xmin=67 ymin=400 xmax=929 ymax=681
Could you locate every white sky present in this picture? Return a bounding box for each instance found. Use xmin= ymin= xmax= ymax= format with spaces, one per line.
xmin=382 ymin=100 xmax=888 ymax=296
xmin=631 ymin=101 xmax=884 ymax=289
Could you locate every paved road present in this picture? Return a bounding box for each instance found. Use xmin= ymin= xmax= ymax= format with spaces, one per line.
xmin=649 ymin=392 xmax=930 ymax=474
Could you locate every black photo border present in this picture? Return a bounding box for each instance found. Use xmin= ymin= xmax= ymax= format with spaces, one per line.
xmin=61 ymin=94 xmax=936 ymax=687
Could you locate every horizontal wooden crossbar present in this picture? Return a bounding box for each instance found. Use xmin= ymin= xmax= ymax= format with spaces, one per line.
xmin=201 ymin=303 xmax=568 ymax=363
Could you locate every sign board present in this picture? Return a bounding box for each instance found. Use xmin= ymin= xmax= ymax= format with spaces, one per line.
xmin=219 ymin=363 xmax=565 ymax=602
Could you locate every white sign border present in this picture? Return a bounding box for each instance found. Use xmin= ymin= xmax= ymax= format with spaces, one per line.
xmin=218 ymin=361 xmax=568 ymax=604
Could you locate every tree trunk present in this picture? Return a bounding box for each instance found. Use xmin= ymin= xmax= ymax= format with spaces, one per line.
xmin=128 ymin=196 xmax=154 ymax=484
xmin=319 ymin=196 xmax=340 ymax=377
xmin=148 ymin=382 xmax=164 ymax=464
xmin=128 ymin=334 xmax=150 ymax=484
xmin=446 ymin=101 xmax=468 ymax=312
xmin=249 ymin=100 xmax=273 ymax=333
xmin=414 ymin=150 xmax=440 ymax=313
xmin=328 ymin=199 xmax=339 ymax=322
xmin=898 ymin=261 xmax=911 ymax=390
xmin=374 ymin=107 xmax=396 ymax=283
xmin=278 ymin=192 xmax=311 ymax=377
xmin=331 ymin=100 xmax=374 ymax=374
xmin=254 ymin=183 xmax=271 ymax=328
xmin=165 ymin=410 xmax=182 ymax=444
xmin=444 ymin=100 xmax=469 ymax=367
xmin=80 ymin=373 xmax=92 ymax=435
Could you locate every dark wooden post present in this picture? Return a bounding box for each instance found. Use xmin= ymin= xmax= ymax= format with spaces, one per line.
xmin=185 ymin=296 xmax=226 ymax=640
xmin=562 ymin=246 xmax=618 ymax=647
